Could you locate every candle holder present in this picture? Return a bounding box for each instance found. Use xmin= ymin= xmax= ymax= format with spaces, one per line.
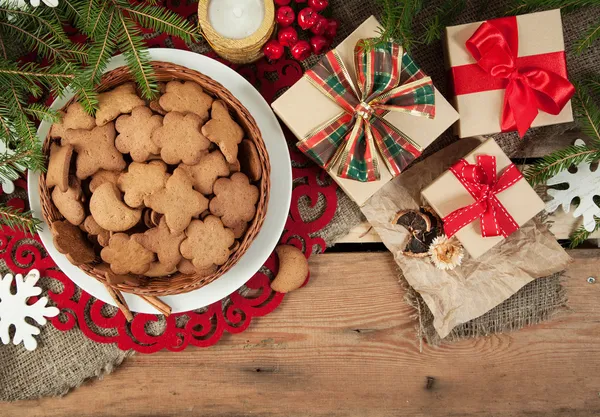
xmin=198 ymin=0 xmax=275 ymax=64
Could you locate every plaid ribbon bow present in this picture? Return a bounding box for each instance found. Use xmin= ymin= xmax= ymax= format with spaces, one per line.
xmin=297 ymin=40 xmax=436 ymax=182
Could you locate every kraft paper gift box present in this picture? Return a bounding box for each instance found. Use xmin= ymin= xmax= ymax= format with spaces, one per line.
xmin=272 ymin=16 xmax=459 ymax=207
xmin=445 ymin=9 xmax=574 ymax=138
xmin=421 ymin=138 xmax=545 ymax=259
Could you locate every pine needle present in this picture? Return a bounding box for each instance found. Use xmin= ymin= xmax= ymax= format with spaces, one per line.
xmin=570 ymin=219 xmax=600 ymax=248
xmin=575 ymin=17 xmax=600 ymax=54
xmin=364 ymin=0 xmax=424 ymax=51
xmin=0 ymin=204 xmax=43 ymax=235
xmin=422 ymin=0 xmax=466 ymax=44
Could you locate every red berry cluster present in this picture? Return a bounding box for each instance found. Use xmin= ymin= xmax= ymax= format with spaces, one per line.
xmin=263 ymin=0 xmax=338 ymax=62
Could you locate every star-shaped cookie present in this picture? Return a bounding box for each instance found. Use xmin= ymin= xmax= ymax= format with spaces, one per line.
xmin=63 ymin=123 xmax=126 ymax=179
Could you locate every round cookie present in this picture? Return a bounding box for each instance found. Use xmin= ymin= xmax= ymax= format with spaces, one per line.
xmin=151 ymin=112 xmax=211 ymax=165
xmin=270 ymin=245 xmax=309 ymax=293
xmin=144 ymin=168 xmax=208 ymax=234
xmin=52 ymin=177 xmax=85 ymax=226
xmin=46 ymin=143 xmax=73 ymax=192
xmin=158 ymin=80 xmax=214 ymax=123
xmin=90 ymin=182 xmax=142 ymax=232
xmin=52 ymin=220 xmax=96 ymax=265
xmin=100 ymin=233 xmax=154 ymax=275
xmin=209 ymin=172 xmax=259 ymax=229
xmin=180 ymin=150 xmax=230 ymax=195
xmin=95 ymin=83 xmax=146 ymax=126
xmin=62 ymin=123 xmax=126 ymax=179
xmin=201 ymin=100 xmax=244 ymax=164
xmin=137 ymin=217 xmax=185 ymax=269
xmin=117 ymin=161 xmax=170 ymax=208
xmin=115 ymin=106 xmax=163 ymax=162
xmin=180 ymin=216 xmax=235 ymax=270
xmin=239 ymin=139 xmax=262 ymax=182
xmin=50 ymin=102 xmax=95 ymax=139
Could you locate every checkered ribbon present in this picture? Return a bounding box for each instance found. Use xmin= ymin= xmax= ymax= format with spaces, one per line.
xmin=443 ymin=155 xmax=523 ymax=239
xmin=297 ymin=41 xmax=436 ymax=182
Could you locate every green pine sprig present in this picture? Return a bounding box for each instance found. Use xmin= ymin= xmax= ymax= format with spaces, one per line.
xmin=0 ymin=204 xmax=43 ymax=235
xmin=364 ymin=0 xmax=424 ymax=51
xmin=422 ymin=0 xmax=466 ymax=45
xmin=508 ymin=0 xmax=599 ymax=15
xmin=569 ymin=219 xmax=600 ymax=247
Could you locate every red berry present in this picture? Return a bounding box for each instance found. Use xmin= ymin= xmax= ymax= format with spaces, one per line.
xmin=310 ymin=15 xmax=328 ymax=35
xmin=308 ymin=0 xmax=328 ymax=12
xmin=325 ymin=19 xmax=338 ymax=38
xmin=276 ymin=6 xmax=295 ymax=27
xmin=290 ymin=40 xmax=312 ymax=61
xmin=310 ymin=35 xmax=329 ymax=54
xmin=264 ymin=40 xmax=285 ymax=61
xmin=274 ymin=0 xmax=290 ymax=4
xmin=278 ymin=26 xmax=299 ymax=47
xmin=295 ymin=0 xmax=307 ymax=3
xmin=297 ymin=7 xmax=318 ymax=30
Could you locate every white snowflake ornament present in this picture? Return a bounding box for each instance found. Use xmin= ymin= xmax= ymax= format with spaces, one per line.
xmin=0 ymin=269 xmax=59 ymax=351
xmin=0 ymin=140 xmax=25 ymax=194
xmin=546 ymin=139 xmax=600 ymax=232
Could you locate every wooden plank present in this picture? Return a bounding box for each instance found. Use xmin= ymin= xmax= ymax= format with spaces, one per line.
xmin=3 ymin=251 xmax=600 ymax=417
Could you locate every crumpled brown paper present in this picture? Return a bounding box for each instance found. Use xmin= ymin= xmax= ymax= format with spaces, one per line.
xmin=361 ymin=137 xmax=572 ymax=338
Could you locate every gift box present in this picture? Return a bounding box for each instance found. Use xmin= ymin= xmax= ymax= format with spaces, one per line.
xmin=272 ymin=16 xmax=459 ymax=206
xmin=445 ymin=9 xmax=574 ymax=138
xmin=421 ymin=138 xmax=545 ymax=259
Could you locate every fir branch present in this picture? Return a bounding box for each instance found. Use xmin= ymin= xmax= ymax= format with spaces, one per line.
xmin=524 ymin=145 xmax=600 ymax=185
xmin=123 ymin=3 xmax=198 ymax=44
xmin=573 ymin=81 xmax=600 ymax=142
xmin=6 ymin=83 xmax=38 ymax=149
xmin=508 ymin=0 xmax=599 ymax=14
xmin=0 ymin=204 xmax=43 ymax=235
xmin=0 ymin=6 xmax=69 ymax=43
xmin=422 ymin=0 xmax=466 ymax=44
xmin=575 ymin=17 xmax=600 ymax=53
xmin=365 ymin=0 xmax=424 ymax=51
xmin=569 ymin=219 xmax=600 ymax=247
xmin=0 ymin=35 xmax=6 ymax=60
xmin=86 ymin=9 xmax=117 ymax=84
xmin=24 ymin=103 xmax=60 ymax=123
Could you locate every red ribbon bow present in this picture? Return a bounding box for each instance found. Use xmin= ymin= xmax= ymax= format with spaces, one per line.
xmin=455 ymin=16 xmax=575 ymax=137
xmin=443 ymin=155 xmax=523 ymax=239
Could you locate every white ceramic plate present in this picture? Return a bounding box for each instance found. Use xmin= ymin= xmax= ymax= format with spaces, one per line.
xmin=28 ymin=49 xmax=292 ymax=314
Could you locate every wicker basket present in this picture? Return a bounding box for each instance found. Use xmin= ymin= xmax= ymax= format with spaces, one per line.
xmin=39 ymin=61 xmax=271 ymax=297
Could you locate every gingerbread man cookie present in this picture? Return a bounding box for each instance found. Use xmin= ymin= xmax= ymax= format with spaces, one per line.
xmin=95 ymin=83 xmax=145 ymax=126
xmin=115 ymin=106 xmax=163 ymax=162
xmin=52 ymin=220 xmax=96 ymax=265
xmin=138 ymin=217 xmax=185 ymax=269
xmin=50 ymin=102 xmax=95 ymax=138
xmin=63 ymin=123 xmax=126 ymax=179
xmin=117 ymin=161 xmax=170 ymax=208
xmin=158 ymin=81 xmax=213 ymax=122
xmin=100 ymin=233 xmax=154 ymax=275
xmin=209 ymin=172 xmax=259 ymax=229
xmin=52 ymin=177 xmax=86 ymax=226
xmin=180 ymin=216 xmax=235 ymax=269
xmin=201 ymin=100 xmax=244 ymax=163
xmin=151 ymin=112 xmax=210 ymax=165
xmin=144 ymin=168 xmax=208 ymax=233
xmin=46 ymin=143 xmax=73 ymax=192
xmin=180 ymin=150 xmax=230 ymax=195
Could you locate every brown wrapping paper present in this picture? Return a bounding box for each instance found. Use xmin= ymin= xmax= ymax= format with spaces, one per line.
xmin=445 ymin=9 xmax=573 ymax=138
xmin=361 ymin=138 xmax=571 ymax=338
xmin=421 ymin=138 xmax=545 ymax=258
xmin=272 ymin=16 xmax=459 ymax=207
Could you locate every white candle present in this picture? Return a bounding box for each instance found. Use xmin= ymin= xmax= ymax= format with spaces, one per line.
xmin=208 ymin=0 xmax=265 ymax=40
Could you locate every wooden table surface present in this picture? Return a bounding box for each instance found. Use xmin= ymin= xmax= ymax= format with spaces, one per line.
xmin=3 ymin=249 xmax=600 ymax=417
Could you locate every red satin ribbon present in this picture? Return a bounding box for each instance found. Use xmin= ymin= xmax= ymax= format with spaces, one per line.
xmin=451 ymin=16 xmax=575 ymax=137
xmin=442 ymin=155 xmax=523 ymax=239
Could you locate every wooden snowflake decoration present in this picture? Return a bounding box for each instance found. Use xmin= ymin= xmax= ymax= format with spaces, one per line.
xmin=546 ymin=139 xmax=600 ymax=232
xmin=0 ymin=269 xmax=59 ymax=351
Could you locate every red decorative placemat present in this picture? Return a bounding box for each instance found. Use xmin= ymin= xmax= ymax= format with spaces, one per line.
xmin=3 ymin=26 xmax=342 ymax=352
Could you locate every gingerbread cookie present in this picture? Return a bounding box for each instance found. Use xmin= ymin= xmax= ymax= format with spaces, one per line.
xmin=158 ymin=81 xmax=213 ymax=122
xmin=138 ymin=217 xmax=185 ymax=269
xmin=151 ymin=112 xmax=210 ymax=165
xmin=63 ymin=123 xmax=126 ymax=179
xmin=100 ymin=233 xmax=154 ymax=275
xmin=83 ymin=215 xmax=111 ymax=247
xmin=144 ymin=168 xmax=208 ymax=233
xmin=145 ymin=261 xmax=177 ymax=277
xmin=95 ymin=83 xmax=145 ymax=126
xmin=148 ymin=82 xmax=167 ymax=115
xmin=229 ymin=221 xmax=248 ymax=239
xmin=52 ymin=177 xmax=85 ymax=226
xmin=50 ymin=102 xmax=95 ymax=138
xmin=177 ymin=259 xmax=217 ymax=276
xmin=239 ymin=139 xmax=262 ymax=181
xmin=201 ymin=100 xmax=244 ymax=163
xmin=229 ymin=160 xmax=241 ymax=173
xmin=46 ymin=143 xmax=73 ymax=192
xmin=209 ymin=172 xmax=259 ymax=229
xmin=180 ymin=216 xmax=235 ymax=269
xmin=90 ymin=182 xmax=142 ymax=232
xmin=89 ymin=169 xmax=121 ymax=193
xmin=52 ymin=220 xmax=96 ymax=265
xmin=180 ymin=150 xmax=230 ymax=195
xmin=95 ymin=263 xmax=141 ymax=287
xmin=117 ymin=161 xmax=169 ymax=208
xmin=115 ymin=106 xmax=163 ymax=162
xmin=270 ymin=245 xmax=309 ymax=293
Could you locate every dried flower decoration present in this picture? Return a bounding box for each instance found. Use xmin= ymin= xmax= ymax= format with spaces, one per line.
xmin=428 ymin=235 xmax=464 ymax=271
